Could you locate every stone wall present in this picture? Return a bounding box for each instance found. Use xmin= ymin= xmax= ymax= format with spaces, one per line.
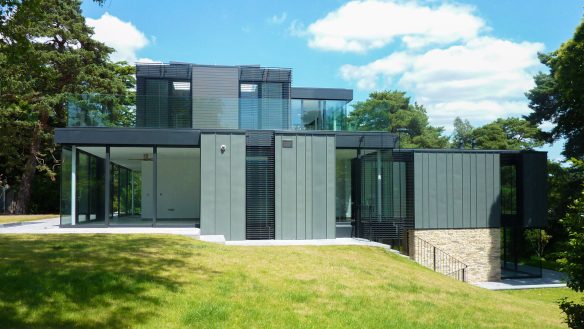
xmin=408 ymin=228 xmax=500 ymax=283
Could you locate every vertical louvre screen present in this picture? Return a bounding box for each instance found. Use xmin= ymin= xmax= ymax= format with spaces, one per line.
xmin=246 ymin=132 xmax=275 ymax=239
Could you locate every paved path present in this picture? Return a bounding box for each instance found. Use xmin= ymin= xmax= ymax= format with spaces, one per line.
xmin=473 ymin=268 xmax=567 ymax=290
xmin=0 ymin=218 xmax=200 ymax=237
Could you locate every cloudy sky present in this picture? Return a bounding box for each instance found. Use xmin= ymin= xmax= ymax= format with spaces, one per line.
xmin=82 ymin=0 xmax=582 ymax=160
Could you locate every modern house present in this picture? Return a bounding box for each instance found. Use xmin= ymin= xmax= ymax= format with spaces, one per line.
xmin=55 ymin=62 xmax=547 ymax=282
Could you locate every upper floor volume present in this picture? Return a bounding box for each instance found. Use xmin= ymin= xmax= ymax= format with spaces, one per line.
xmin=67 ymin=62 xmax=354 ymax=131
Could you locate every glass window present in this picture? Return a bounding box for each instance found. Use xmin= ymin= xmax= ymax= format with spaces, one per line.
xmin=109 ymin=147 xmax=153 ymax=225
xmin=501 ymin=165 xmax=517 ymax=215
xmin=75 ymin=146 xmax=107 ymax=225
xmin=323 ymin=100 xmax=348 ymax=131
xmin=301 ymin=100 xmax=322 ymax=130
xmin=60 ymin=146 xmax=72 ymax=225
xmin=336 ymin=149 xmax=357 ymax=223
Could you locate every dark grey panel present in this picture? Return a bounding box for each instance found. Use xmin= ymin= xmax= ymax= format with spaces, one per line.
xmin=414 ymin=151 xmax=501 ymax=229
xmin=55 ymin=128 xmax=200 ymax=146
xmin=291 ymin=87 xmax=353 ymax=101
xmin=335 ymin=132 xmax=398 ymax=149
xmin=521 ymin=152 xmax=548 ymax=227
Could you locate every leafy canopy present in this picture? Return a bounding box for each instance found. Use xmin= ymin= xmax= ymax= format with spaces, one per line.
xmin=0 ymin=0 xmax=134 ymax=213
xmin=347 ymin=90 xmax=448 ymax=148
xmin=526 ymin=18 xmax=584 ymax=160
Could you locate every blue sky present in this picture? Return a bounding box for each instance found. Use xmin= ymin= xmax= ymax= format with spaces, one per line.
xmin=81 ymin=0 xmax=582 ymax=160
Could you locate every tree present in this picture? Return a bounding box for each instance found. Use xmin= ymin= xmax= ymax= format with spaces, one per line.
xmin=0 ymin=0 xmax=134 ymax=213
xmin=526 ymin=19 xmax=584 ymax=160
xmin=558 ymin=175 xmax=584 ymax=328
xmin=471 ymin=118 xmax=544 ymax=150
xmin=348 ymin=90 xmax=449 ymax=148
xmin=450 ymin=117 xmax=474 ymax=149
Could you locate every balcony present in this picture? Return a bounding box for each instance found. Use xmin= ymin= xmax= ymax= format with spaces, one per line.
xmin=66 ymin=94 xmax=351 ymax=131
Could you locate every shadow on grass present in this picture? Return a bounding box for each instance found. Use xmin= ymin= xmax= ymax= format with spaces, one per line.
xmin=0 ymin=235 xmax=220 ymax=329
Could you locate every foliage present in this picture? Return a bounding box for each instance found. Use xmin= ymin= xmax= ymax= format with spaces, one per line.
xmin=450 ymin=117 xmax=474 ymax=149
xmin=559 ymin=298 xmax=584 ymax=329
xmin=0 ymin=0 xmax=135 ymax=213
xmin=0 ymin=234 xmax=572 ymax=328
xmin=348 ymin=90 xmax=449 ymax=148
xmin=526 ymin=19 xmax=584 ymax=160
xmin=559 ymin=180 xmax=584 ymax=292
xmin=471 ymin=117 xmax=544 ymax=150
xmin=557 ymin=172 xmax=584 ymax=328
xmin=546 ymin=160 xmax=584 ymax=256
xmin=524 ymin=229 xmax=552 ymax=259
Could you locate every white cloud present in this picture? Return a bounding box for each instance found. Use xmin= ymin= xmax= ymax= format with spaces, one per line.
xmin=304 ymin=0 xmax=485 ymax=53
xmin=268 ymin=12 xmax=287 ymax=25
xmin=288 ymin=19 xmax=306 ymax=37
xmin=86 ymin=12 xmax=150 ymax=64
xmin=136 ymin=58 xmax=161 ymax=64
xmin=341 ymin=37 xmax=544 ymax=128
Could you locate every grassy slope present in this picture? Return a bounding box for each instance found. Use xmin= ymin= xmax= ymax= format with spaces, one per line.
xmin=0 ymin=235 xmax=572 ymax=329
xmin=0 ymin=214 xmax=58 ymax=224
xmin=502 ymin=288 xmax=581 ymax=305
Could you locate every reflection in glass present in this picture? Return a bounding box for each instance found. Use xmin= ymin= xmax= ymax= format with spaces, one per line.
xmin=75 ymin=146 xmax=106 ymax=224
xmin=109 ymin=147 xmax=152 ymax=225
xmin=291 ymin=99 xmax=348 ymax=131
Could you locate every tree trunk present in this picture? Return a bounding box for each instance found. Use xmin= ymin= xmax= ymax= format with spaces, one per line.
xmin=13 ymin=122 xmax=42 ymax=214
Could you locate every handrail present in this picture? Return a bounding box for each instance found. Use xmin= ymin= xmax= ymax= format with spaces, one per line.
xmin=411 ymin=236 xmax=468 ymax=282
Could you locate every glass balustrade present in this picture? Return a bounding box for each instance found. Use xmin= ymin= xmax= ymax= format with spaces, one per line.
xmin=66 ymin=94 xmax=352 ymax=131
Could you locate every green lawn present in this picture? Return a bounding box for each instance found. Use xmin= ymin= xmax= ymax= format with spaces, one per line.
xmin=501 ymin=287 xmax=581 ymax=304
xmin=0 ymin=214 xmax=58 ymax=224
xmin=0 ymin=234 xmax=574 ymax=328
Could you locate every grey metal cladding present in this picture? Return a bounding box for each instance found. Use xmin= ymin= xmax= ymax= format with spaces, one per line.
xmin=291 ymin=87 xmax=353 ymax=101
xmin=199 ymin=132 xmax=246 ymax=239
xmin=274 ymin=133 xmax=335 ymax=240
xmin=414 ymin=151 xmax=501 ymax=229
xmin=54 ymin=128 xmax=200 ymax=146
xmin=521 ymin=152 xmax=548 ymax=227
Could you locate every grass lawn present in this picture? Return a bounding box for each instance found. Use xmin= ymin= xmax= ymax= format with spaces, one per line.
xmin=0 ymin=234 xmax=574 ymax=328
xmin=501 ymin=287 xmax=581 ymax=305
xmin=0 ymin=214 xmax=58 ymax=224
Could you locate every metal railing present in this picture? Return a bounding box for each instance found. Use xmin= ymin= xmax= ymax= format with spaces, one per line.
xmin=411 ymin=236 xmax=468 ymax=282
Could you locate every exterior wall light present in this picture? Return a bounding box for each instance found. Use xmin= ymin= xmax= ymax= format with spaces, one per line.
xmin=220 ymin=145 xmax=227 ymax=153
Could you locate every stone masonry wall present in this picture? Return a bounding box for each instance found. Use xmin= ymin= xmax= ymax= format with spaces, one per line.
xmin=408 ymin=228 xmax=501 ymax=283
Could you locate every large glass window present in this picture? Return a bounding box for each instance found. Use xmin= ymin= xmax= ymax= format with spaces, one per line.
xmin=109 ymin=147 xmax=153 ymax=225
xmin=291 ymin=99 xmax=348 ymax=131
xmin=336 ymin=149 xmax=357 ymax=224
xmin=75 ymin=146 xmax=107 ymax=225
xmin=239 ymin=82 xmax=289 ymax=130
xmin=323 ymin=100 xmax=347 ymax=131
xmin=137 ymin=79 xmax=191 ymax=128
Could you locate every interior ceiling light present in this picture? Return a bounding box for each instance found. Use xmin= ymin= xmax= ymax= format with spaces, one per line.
xmin=173 ymin=82 xmax=191 ymax=91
